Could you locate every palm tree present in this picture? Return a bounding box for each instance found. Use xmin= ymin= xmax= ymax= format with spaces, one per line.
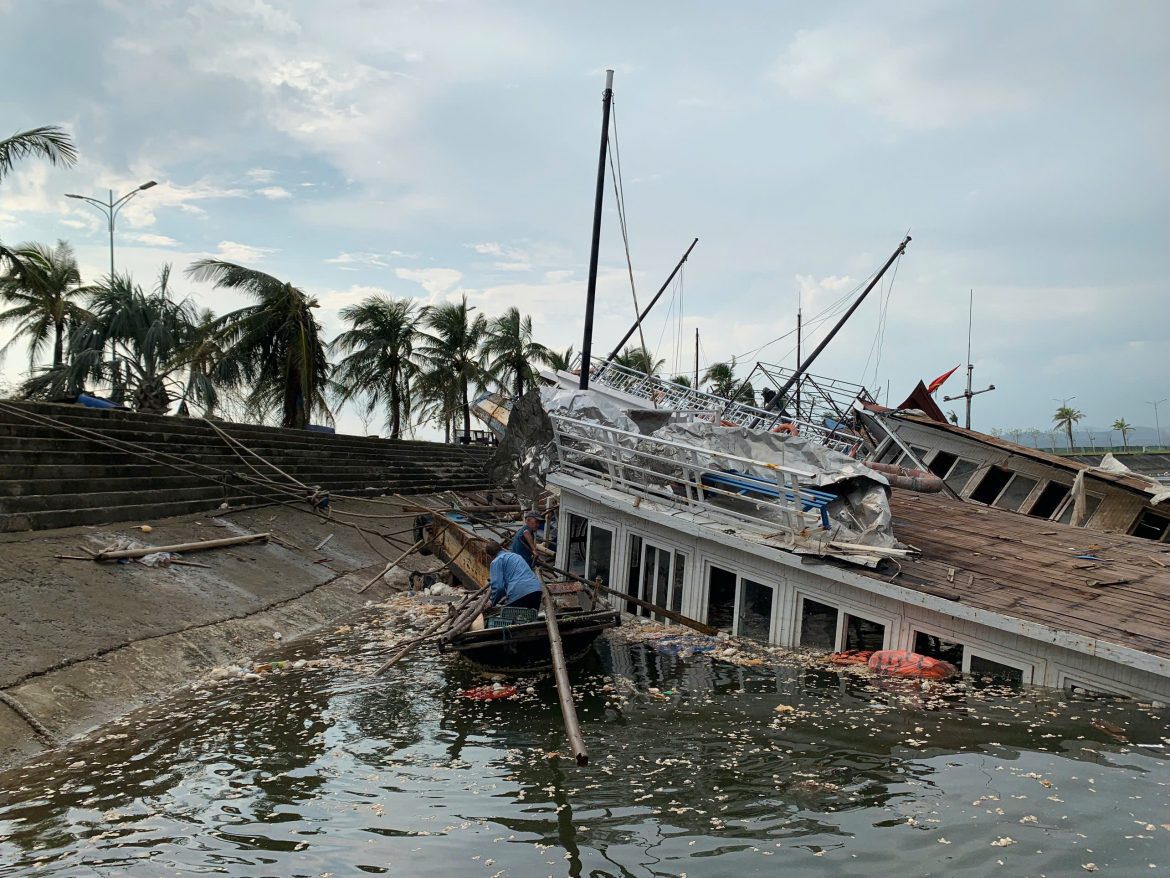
xmin=1112 ymin=418 xmax=1133 ymax=449
xmin=1053 ymin=405 xmax=1084 ymax=450
xmin=416 ymin=295 xmax=487 ymax=442
xmin=547 ymin=345 xmax=575 ymax=372
xmin=0 ymin=126 xmax=77 ymax=183
xmin=702 ymin=358 xmax=754 ymax=402
xmin=187 ymin=260 xmax=330 ymax=429
xmin=23 ymin=267 xmax=205 ymax=413
xmin=670 ymin=374 xmax=692 ymax=388
xmin=331 ymin=295 xmax=420 ymax=439
xmin=481 ymin=306 xmax=552 ymax=399
xmin=0 ymin=240 xmax=87 ymax=369
xmin=177 ymin=306 xmax=244 ymax=418
xmin=613 ymin=346 xmax=664 ymax=375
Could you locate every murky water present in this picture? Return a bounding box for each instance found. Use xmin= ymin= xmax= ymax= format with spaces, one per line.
xmin=2 ymin=614 xmax=1169 ymax=878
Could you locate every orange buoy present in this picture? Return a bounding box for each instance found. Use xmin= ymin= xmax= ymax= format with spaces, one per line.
xmin=772 ymin=423 xmax=798 ymax=436
xmin=828 ymin=649 xmax=874 ymax=666
xmin=867 ymin=649 xmax=958 ymax=681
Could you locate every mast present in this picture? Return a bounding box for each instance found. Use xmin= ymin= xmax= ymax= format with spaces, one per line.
xmin=769 ymin=235 xmax=911 ymax=426
xmin=601 ymin=237 xmax=699 ymax=365
xmin=579 ymin=69 xmax=615 ymax=391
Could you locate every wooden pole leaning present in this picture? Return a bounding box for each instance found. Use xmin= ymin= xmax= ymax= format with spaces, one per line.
xmin=542 ymin=585 xmax=588 ymax=766
xmin=92 ymin=532 xmax=270 ymax=562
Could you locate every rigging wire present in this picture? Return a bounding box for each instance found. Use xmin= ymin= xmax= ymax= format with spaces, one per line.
xmin=607 ymin=100 xmax=649 ymax=363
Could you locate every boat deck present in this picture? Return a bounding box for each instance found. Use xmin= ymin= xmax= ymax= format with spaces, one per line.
xmin=872 ymin=490 xmax=1170 ymax=661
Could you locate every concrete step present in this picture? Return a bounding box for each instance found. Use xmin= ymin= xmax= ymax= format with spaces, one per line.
xmin=0 ymin=403 xmax=494 ymax=459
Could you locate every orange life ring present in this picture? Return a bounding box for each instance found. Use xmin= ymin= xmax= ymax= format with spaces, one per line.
xmin=867 ymin=649 xmax=957 ymax=680
xmin=772 ymin=423 xmax=799 ymax=436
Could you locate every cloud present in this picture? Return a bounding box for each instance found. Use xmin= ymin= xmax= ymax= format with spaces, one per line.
xmin=326 ymin=251 xmax=388 ymax=268
xmin=210 ymin=240 xmax=276 ymax=262
xmin=394 ymin=266 xmax=464 ymax=300
xmin=125 ymin=232 xmax=179 ymax=247
xmin=771 ymin=19 xmax=1029 ymax=129
xmin=256 ymin=186 xmax=292 ymax=200
xmin=467 ymin=241 xmax=533 ymax=271
xmin=246 ymin=167 xmax=276 ymax=183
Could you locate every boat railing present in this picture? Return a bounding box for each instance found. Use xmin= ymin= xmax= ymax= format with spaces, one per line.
xmin=548 ymin=412 xmax=830 ymax=540
xmin=587 ymin=359 xmax=860 ymax=454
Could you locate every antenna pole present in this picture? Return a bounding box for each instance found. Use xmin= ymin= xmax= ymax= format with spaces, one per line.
xmin=943 ymin=288 xmax=996 ymax=428
xmin=579 ymin=69 xmax=614 ymax=390
xmin=795 ymin=299 xmax=802 ymax=420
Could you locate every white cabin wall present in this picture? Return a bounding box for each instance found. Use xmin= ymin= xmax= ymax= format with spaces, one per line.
xmin=557 ymin=484 xmax=1170 ymax=700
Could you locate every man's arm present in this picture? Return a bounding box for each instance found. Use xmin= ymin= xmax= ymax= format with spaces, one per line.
xmin=487 ymin=557 xmax=506 ymax=607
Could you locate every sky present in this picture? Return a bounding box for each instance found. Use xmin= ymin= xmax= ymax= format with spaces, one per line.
xmin=2 ymin=0 xmax=1168 ymax=444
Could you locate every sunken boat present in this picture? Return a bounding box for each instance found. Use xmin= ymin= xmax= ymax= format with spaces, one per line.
xmin=419 ymin=507 xmax=620 ymax=671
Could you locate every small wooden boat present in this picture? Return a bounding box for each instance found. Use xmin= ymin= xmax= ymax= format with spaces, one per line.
xmin=421 ymin=510 xmax=620 ymax=672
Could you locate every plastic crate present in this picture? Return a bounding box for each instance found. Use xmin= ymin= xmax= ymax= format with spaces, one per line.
xmin=487 ymin=606 xmax=539 ymax=628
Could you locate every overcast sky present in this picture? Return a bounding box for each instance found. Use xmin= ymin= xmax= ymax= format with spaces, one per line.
xmin=2 ymin=0 xmax=1168 ymax=442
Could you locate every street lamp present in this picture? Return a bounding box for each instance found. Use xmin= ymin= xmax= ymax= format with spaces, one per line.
xmin=65 ymin=181 xmax=158 ymax=279
xmin=1149 ymin=398 xmax=1168 ymax=448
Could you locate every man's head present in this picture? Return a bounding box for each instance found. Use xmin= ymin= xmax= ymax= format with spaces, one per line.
xmin=524 ymin=511 xmax=543 ymax=532
xmin=483 ymin=540 xmax=504 ymax=558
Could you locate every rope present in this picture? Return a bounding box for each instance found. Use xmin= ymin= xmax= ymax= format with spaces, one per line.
xmin=608 ymin=100 xmax=649 ymax=363
xmin=0 ymin=690 xmax=56 ymax=745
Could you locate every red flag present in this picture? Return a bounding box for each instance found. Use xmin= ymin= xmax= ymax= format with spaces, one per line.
xmin=927 ymin=365 xmax=960 ymax=394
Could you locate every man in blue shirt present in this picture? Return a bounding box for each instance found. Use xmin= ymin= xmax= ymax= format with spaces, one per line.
xmin=510 ymin=511 xmax=544 ymax=567
xmin=485 ymin=542 xmax=544 ymax=609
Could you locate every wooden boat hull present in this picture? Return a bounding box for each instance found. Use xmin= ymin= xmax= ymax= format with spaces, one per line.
xmin=442 ymin=609 xmax=621 ymax=672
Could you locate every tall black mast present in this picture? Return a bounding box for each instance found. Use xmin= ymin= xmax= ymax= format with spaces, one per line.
xmin=579 ymin=69 xmax=614 ymax=390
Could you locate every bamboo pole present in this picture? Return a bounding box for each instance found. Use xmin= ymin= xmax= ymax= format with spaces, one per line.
xmin=371 ymin=612 xmax=453 ymax=676
xmin=536 ymin=560 xmax=718 ymax=636
xmin=92 ymin=532 xmax=269 ymax=561
xmin=357 ymin=538 xmax=425 ymax=593
xmin=542 ymin=586 xmax=588 ymax=766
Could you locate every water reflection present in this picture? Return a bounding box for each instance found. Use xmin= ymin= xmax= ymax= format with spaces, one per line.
xmin=0 ymin=620 xmax=1167 ymax=877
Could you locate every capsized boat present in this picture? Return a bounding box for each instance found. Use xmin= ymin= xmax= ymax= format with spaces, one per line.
xmin=418 ymin=505 xmax=620 ymax=672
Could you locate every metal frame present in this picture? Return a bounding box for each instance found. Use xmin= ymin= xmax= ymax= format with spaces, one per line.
xmin=587 ymin=359 xmax=863 ymax=454
xmin=549 ymin=412 xmax=829 ymax=544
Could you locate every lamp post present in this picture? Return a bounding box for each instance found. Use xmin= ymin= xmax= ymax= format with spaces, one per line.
xmin=1149 ymin=398 xmax=1168 ymax=448
xmin=65 ymin=181 xmax=158 ymax=279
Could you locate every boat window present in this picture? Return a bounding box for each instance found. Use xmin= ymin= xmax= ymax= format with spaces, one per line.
xmin=706 ymin=565 xmax=737 ymax=631
xmin=1057 ymin=494 xmax=1101 ymax=525
xmin=1063 ymin=678 xmax=1131 ymax=700
xmin=798 ymin=597 xmax=838 ymax=650
xmin=1028 ymin=481 xmax=1071 ymax=519
xmin=566 ymin=513 xmax=588 ymax=577
xmin=926 ymin=451 xmax=958 ymax=478
xmin=844 ymin=614 xmax=885 ymax=651
xmin=625 ymin=535 xmax=643 ymax=614
xmin=913 ymin=631 xmax=964 ymax=666
xmin=994 ymin=474 xmax=1038 ymax=512
xmin=654 ymin=547 xmax=670 ymax=614
xmin=1132 ymin=509 xmax=1170 ymax=541
xmin=640 ymin=546 xmax=658 ymax=617
xmin=737 ymin=579 xmax=773 ymax=643
xmin=969 ymin=654 xmax=1025 ymax=687
xmin=944 ymin=459 xmax=979 ymax=494
xmin=969 ymin=466 xmax=1013 ymax=505
xmin=910 ymin=446 xmax=930 ymax=464
xmin=585 ymin=525 xmax=613 ymax=586
xmin=671 ymin=552 xmax=686 ymax=615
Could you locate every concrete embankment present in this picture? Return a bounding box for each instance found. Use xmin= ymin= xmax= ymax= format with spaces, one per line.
xmin=0 ymin=502 xmax=418 ymax=770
